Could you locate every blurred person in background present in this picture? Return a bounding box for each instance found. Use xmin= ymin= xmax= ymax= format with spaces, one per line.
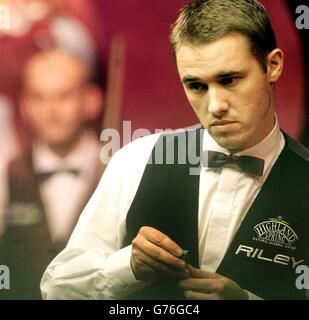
xmin=0 ymin=48 xmax=103 ymax=299
xmin=0 ymin=0 xmax=103 ymax=160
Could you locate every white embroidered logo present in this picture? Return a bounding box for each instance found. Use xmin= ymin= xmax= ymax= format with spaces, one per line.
xmin=253 ymin=216 xmax=298 ymax=249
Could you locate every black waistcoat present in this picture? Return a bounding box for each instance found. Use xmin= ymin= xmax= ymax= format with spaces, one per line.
xmin=123 ymin=129 xmax=309 ymax=300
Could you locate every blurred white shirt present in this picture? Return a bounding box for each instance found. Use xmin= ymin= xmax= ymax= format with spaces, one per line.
xmin=32 ymin=131 xmax=101 ymax=242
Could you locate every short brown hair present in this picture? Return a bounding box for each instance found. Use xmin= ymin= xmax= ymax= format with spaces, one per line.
xmin=170 ymin=0 xmax=277 ymax=71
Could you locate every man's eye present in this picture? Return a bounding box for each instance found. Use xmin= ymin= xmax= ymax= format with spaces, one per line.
xmin=188 ymin=82 xmax=207 ymax=93
xmin=219 ymin=77 xmax=239 ymax=86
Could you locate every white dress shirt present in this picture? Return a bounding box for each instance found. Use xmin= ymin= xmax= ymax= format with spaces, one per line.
xmin=41 ymin=119 xmax=285 ymax=299
xmin=32 ymin=131 xmax=101 ymax=242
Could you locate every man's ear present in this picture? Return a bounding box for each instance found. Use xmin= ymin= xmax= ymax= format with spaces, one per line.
xmin=83 ymin=84 xmax=103 ymax=121
xmin=267 ymin=48 xmax=284 ymax=85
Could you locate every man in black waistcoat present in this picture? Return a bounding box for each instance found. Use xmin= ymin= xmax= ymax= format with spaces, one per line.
xmin=0 ymin=49 xmax=103 ymax=299
xmin=41 ymin=0 xmax=308 ymax=300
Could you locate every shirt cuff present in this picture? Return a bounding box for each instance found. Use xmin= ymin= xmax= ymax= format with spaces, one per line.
xmin=246 ymin=290 xmax=263 ymax=300
xmin=101 ymin=245 xmax=152 ymax=298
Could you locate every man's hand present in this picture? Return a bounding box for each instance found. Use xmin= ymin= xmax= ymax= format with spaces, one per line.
xmin=131 ymin=226 xmax=189 ymax=281
xmin=179 ymin=265 xmax=248 ymax=300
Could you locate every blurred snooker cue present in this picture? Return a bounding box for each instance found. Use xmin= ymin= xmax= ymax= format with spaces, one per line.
xmin=100 ymin=34 xmax=127 ymax=173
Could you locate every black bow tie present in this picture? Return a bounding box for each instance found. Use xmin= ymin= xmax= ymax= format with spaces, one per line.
xmin=36 ymin=168 xmax=80 ymax=183
xmin=203 ymin=150 xmax=265 ymax=177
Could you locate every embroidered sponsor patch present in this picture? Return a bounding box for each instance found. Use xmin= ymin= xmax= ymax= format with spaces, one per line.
xmin=253 ymin=216 xmax=298 ymax=250
xmin=235 ymin=244 xmax=304 ymax=269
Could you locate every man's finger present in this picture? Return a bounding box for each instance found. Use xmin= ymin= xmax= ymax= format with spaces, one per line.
xmin=187 ymin=265 xmax=219 ymax=279
xmin=139 ymin=226 xmax=183 ymax=257
xmin=184 ymin=290 xmax=221 ymax=300
xmin=133 ymin=234 xmax=187 ymax=270
xmin=179 ymin=278 xmax=217 ymax=293
xmin=133 ymin=248 xmax=189 ymax=277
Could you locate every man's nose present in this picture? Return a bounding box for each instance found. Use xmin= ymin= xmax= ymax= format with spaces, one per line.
xmin=207 ymin=86 xmax=229 ymax=116
xmin=41 ymin=98 xmax=58 ymax=113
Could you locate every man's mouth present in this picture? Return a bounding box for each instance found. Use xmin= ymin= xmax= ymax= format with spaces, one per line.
xmin=210 ymin=120 xmax=237 ymax=127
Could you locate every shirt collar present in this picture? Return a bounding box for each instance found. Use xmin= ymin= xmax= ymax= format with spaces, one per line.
xmin=203 ymin=115 xmax=285 ymax=176
xmin=32 ymin=131 xmax=100 ymax=179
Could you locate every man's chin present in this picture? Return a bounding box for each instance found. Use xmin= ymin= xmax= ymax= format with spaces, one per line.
xmin=212 ymin=135 xmax=246 ymax=153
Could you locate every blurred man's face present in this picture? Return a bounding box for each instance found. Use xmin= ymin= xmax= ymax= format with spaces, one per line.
xmin=176 ymin=34 xmax=283 ymax=152
xmin=22 ymin=52 xmax=90 ymax=150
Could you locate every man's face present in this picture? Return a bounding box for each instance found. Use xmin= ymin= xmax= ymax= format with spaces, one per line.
xmin=22 ymin=53 xmax=90 ymax=149
xmin=176 ymin=34 xmax=280 ymax=152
